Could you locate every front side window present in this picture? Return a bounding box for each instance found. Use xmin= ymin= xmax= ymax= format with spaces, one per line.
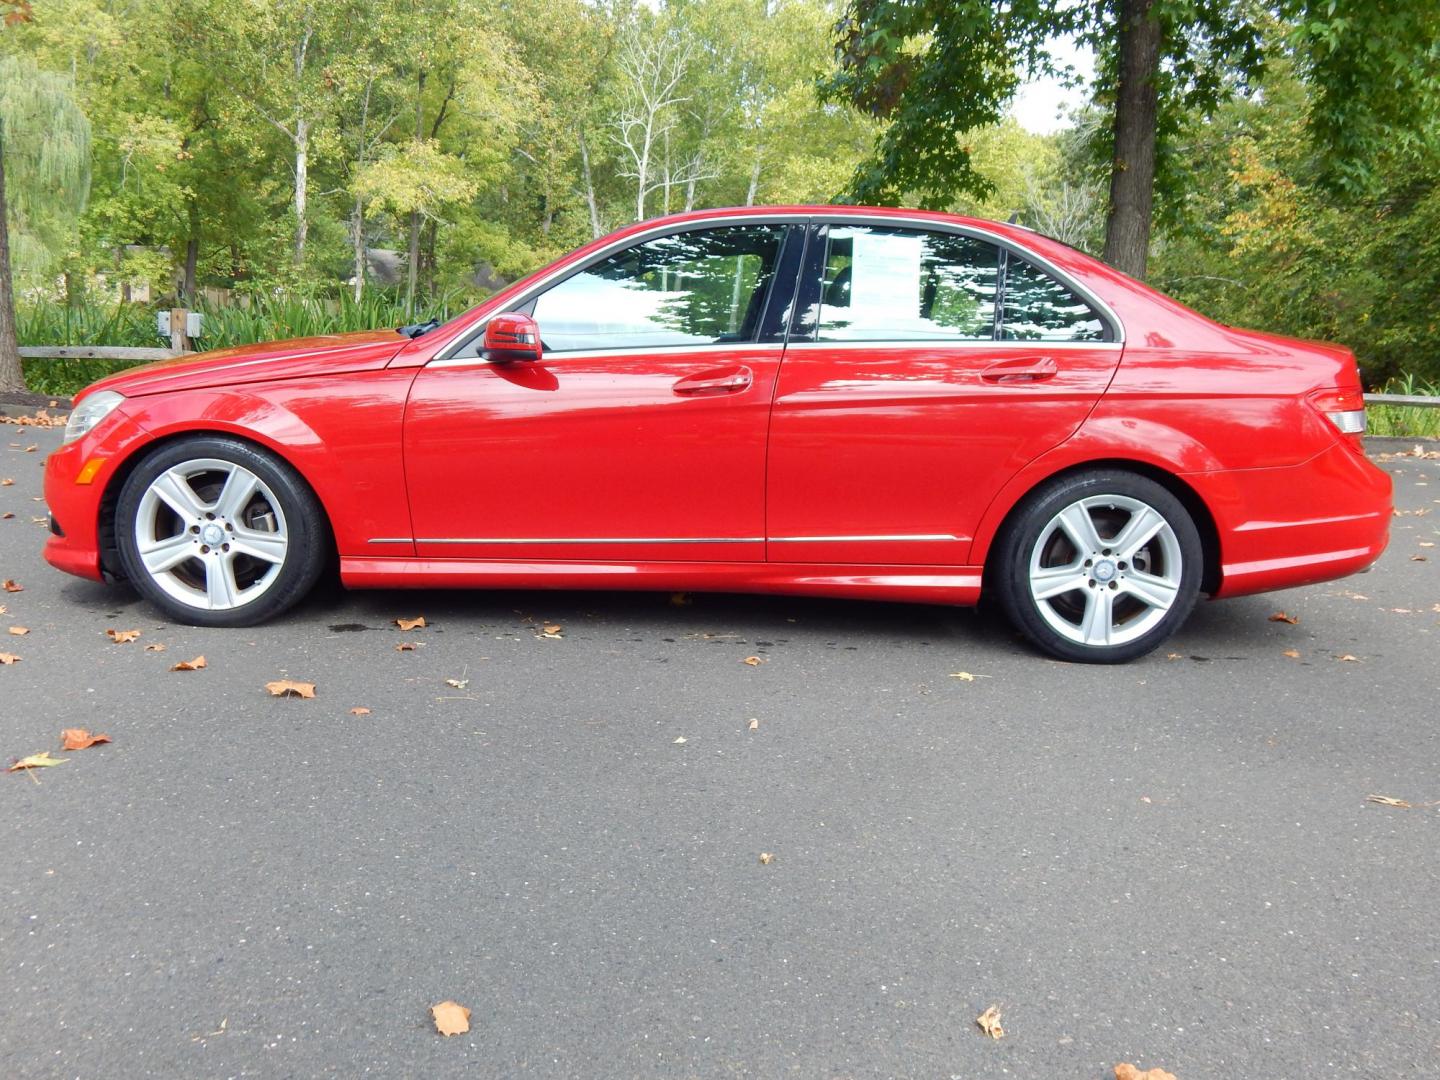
xmin=531 ymin=225 xmax=786 ymax=352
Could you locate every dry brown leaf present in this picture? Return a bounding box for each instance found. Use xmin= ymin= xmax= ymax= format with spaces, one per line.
xmin=1268 ymin=611 xmax=1299 ymax=624
xmin=976 ymin=1004 xmax=1004 ymax=1039
xmin=8 ymin=751 xmax=65 ymax=772
xmin=1412 ymin=555 xmax=1428 ymax=562
xmin=1336 ymin=654 xmax=1360 ymax=663
xmin=1283 ymin=649 xmax=1301 ymax=659
xmin=349 ymin=707 xmax=371 ymax=716
xmin=395 ymin=641 xmax=419 ymax=652
xmin=669 ymin=592 xmax=692 ymax=606
xmin=445 ymin=677 xmax=470 ymax=689
xmin=1 ymin=512 xmax=12 ymax=519
xmin=1165 ymin=652 xmax=1183 ymax=660
xmin=1367 ymin=794 xmax=1413 ymax=808
xmin=2 ymin=579 xmax=22 ymax=593
xmin=0 ymin=652 xmax=20 ymax=665
xmin=144 ymin=643 xmax=166 ymax=652
xmin=758 ymin=852 xmax=774 ymax=865
xmin=949 ymin=671 xmax=976 ymax=681
xmin=171 ymin=656 xmax=206 ymax=671
xmin=106 ymin=628 xmax=141 ymax=644
xmin=742 ymin=655 xmax=764 ymax=666
xmin=265 ymin=679 xmax=316 ymax=699
xmin=1420 ymin=541 xmax=1436 ymax=548
xmin=395 ymin=616 xmax=426 ymax=631
xmin=8 ymin=626 xmax=27 ymax=635
xmin=540 ymin=623 xmax=563 ymax=639
xmin=60 ymin=728 xmax=111 ymax=751
xmin=1114 ymin=1066 xmax=1178 ymax=1080
xmin=0 ymin=478 xmax=11 ymax=486
xmin=747 ymin=718 xmax=759 ymax=731
xmin=430 ymin=1000 xmax=471 ymax=1037
xmin=23 ymin=445 xmax=36 ymax=453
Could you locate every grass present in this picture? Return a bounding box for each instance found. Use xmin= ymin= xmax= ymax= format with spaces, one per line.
xmin=1366 ymin=374 xmax=1440 ymax=439
xmin=17 ymin=291 xmax=465 ymax=397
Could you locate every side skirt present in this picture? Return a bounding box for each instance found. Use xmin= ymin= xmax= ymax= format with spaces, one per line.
xmin=339 ymin=557 xmax=984 ymax=607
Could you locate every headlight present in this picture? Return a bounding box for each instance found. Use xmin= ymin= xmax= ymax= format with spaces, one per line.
xmin=63 ymin=390 xmax=124 ymax=445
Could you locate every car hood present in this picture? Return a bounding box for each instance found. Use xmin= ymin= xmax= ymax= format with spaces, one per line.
xmin=86 ymin=329 xmax=410 ymax=399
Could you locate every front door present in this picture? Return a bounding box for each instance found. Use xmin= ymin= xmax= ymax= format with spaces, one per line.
xmin=403 ymin=222 xmax=799 ymax=563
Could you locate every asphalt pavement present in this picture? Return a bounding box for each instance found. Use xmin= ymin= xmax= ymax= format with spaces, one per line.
xmin=2 ymin=423 xmax=1437 ymax=1079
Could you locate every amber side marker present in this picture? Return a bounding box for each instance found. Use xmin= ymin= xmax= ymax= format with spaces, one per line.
xmin=75 ymin=458 xmax=106 ymax=485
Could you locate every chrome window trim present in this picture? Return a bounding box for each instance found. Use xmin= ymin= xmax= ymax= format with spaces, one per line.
xmin=429 ymin=342 xmax=786 ymax=370
xmin=433 ymin=211 xmax=1126 ymax=362
xmin=781 ymin=339 xmax=1120 ymax=353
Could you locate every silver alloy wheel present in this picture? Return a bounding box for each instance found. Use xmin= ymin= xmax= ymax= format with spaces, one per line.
xmin=132 ymin=458 xmax=289 ymax=611
xmin=1027 ymin=493 xmax=1183 ymax=648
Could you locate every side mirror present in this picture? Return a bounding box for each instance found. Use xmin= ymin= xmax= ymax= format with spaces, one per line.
xmin=482 ymin=313 xmax=542 ymax=363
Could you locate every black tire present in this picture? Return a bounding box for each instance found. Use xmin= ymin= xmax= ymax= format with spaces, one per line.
xmin=114 ymin=436 xmax=329 ymax=627
xmin=990 ymin=469 xmax=1203 ymax=663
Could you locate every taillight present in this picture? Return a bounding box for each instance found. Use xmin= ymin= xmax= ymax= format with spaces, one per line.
xmin=1306 ymin=387 xmax=1367 ymax=447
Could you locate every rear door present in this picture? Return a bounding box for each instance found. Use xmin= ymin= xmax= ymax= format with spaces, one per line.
xmin=765 ymin=220 xmax=1123 ymax=566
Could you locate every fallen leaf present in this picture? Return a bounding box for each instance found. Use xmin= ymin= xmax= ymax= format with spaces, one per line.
xmin=976 ymin=1004 xmax=1004 ymax=1040
xmin=106 ymin=628 xmax=141 ymax=644
xmin=60 ymin=728 xmax=111 ymax=750
xmin=1412 ymin=555 xmax=1428 ymax=562
xmin=8 ymin=626 xmax=27 ymax=635
xmin=349 ymin=707 xmax=371 ymax=716
xmin=395 ymin=641 xmax=419 ymax=652
xmin=445 ymin=677 xmax=470 ymax=689
xmin=2 ymin=579 xmax=22 ymax=592
xmin=741 ymin=655 xmax=764 ymax=666
xmin=747 ymin=718 xmax=759 ymax=731
xmin=758 ymin=852 xmax=774 ymax=864
xmin=1367 ymin=794 xmax=1413 ymax=808
xmin=1336 ymin=654 xmax=1360 ymax=662
xmin=0 ymin=652 xmax=20 ymax=665
xmin=8 ymin=751 xmax=65 ymax=772
xmin=673 ymin=736 xmax=687 ymax=744
xmin=540 ymin=623 xmax=563 ymax=639
xmin=669 ymin=592 xmax=692 ymax=606
xmin=395 ymin=616 xmax=426 ymax=631
xmin=1 ymin=512 xmax=12 ymax=519
xmin=1165 ymin=652 xmax=1183 ymax=660
xmin=23 ymin=445 xmax=35 ymax=453
xmin=1115 ymin=1066 xmax=1178 ymax=1080
xmin=171 ymin=656 xmax=206 ymax=671
xmin=265 ymin=679 xmax=316 ymax=699
xmin=430 ymin=1000 xmax=471 ymax=1037
xmin=1268 ymin=612 xmax=1299 ymax=624
xmin=1283 ymin=649 xmax=1301 ymax=659
xmin=949 ymin=671 xmax=976 ymax=682
xmin=1391 ymin=608 xmax=1413 ymax=614
xmin=0 ymin=478 xmax=11 ymax=485
xmin=1420 ymin=541 xmax=1436 ymax=548
xmin=144 ymin=643 xmax=167 ymax=652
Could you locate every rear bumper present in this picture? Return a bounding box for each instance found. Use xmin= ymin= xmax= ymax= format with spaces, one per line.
xmin=1205 ymin=441 xmax=1392 ymax=598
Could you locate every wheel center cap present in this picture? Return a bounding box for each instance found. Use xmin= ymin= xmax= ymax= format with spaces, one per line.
xmin=1093 ymin=559 xmax=1117 ymax=583
xmin=202 ymin=524 xmax=225 ymax=546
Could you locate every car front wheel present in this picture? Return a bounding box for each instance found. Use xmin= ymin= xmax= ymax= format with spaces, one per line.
xmin=992 ymin=470 xmax=1203 ymax=663
xmin=114 ymin=437 xmax=328 ymax=627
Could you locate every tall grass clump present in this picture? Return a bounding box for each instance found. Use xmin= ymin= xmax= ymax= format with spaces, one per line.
xmin=1367 ymin=374 xmax=1440 ymax=439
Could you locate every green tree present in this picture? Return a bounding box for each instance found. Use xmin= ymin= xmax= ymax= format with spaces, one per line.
xmin=824 ymin=0 xmax=1440 ymax=279
xmin=1 ymin=51 xmax=91 ymax=392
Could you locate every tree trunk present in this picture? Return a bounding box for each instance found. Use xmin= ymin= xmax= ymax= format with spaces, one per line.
xmin=351 ymin=195 xmax=366 ymax=303
xmin=745 ymin=150 xmax=762 ymax=206
xmin=579 ymin=130 xmax=602 ymax=239
xmin=0 ymin=137 xmax=24 ymax=394
xmin=1102 ymin=0 xmax=1161 ymax=280
xmin=182 ymin=200 xmax=199 ymax=304
xmin=293 ymin=118 xmax=309 ymax=266
xmin=406 ymin=71 xmax=426 ymax=312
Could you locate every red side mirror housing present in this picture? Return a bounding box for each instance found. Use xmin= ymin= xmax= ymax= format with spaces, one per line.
xmin=482 ymin=313 xmax=542 ymax=363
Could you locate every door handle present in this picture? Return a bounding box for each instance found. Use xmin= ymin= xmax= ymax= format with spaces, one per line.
xmin=981 ymin=356 xmax=1058 ymax=383
xmin=673 ymin=365 xmax=754 ymax=396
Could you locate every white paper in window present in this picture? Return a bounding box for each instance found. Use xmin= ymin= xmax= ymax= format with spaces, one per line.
xmin=848 ymin=230 xmax=923 ymax=333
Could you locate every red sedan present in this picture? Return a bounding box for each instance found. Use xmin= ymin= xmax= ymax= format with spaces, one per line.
xmin=44 ymin=206 xmax=1391 ymax=661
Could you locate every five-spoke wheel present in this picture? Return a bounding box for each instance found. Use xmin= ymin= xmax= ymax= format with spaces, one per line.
xmin=115 ymin=438 xmax=328 ymax=626
xmin=993 ymin=470 xmax=1202 ymax=662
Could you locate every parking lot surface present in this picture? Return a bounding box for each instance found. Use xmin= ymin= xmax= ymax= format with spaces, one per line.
xmin=2 ymin=424 xmax=1438 ymax=1079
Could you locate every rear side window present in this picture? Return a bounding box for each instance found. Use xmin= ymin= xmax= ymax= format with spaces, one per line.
xmin=1000 ymin=256 xmax=1106 ymax=341
xmin=806 ymin=224 xmax=1110 ymax=343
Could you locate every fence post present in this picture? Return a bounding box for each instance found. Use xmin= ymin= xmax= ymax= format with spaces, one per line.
xmin=169 ymin=307 xmax=191 ymax=353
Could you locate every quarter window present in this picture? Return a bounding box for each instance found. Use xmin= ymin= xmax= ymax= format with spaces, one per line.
xmin=532 ymin=225 xmax=785 ymax=352
xmin=1000 ymin=256 xmax=1106 ymax=341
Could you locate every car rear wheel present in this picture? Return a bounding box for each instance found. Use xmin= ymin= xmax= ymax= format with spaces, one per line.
xmin=115 ymin=437 xmax=328 ymax=627
xmin=992 ymin=470 xmax=1202 ymax=663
